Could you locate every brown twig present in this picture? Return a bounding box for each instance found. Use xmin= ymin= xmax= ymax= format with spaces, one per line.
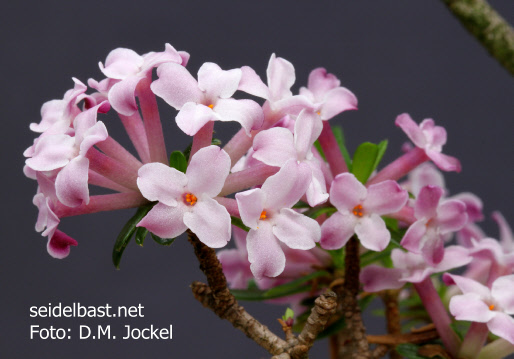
xmin=379 ymin=290 xmax=402 ymax=359
xmin=366 ymin=328 xmax=439 ymax=345
xmin=441 ymin=0 xmax=514 ymax=76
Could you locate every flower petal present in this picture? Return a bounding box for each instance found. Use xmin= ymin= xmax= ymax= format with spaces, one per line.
xmin=305 ymin=159 xmax=329 ymax=207
xmin=183 ymin=196 xmax=231 ymax=248
xmin=401 ymin=220 xmax=428 ymax=254
xmin=320 ymin=87 xmax=358 ymax=120
xmin=320 ymin=212 xmax=358 ymax=250
xmin=55 ymin=156 xmax=90 ymax=207
xmin=186 ymin=145 xmax=231 ymax=197
xmin=355 ymin=214 xmax=390 ymax=251
xmin=238 ymin=66 xmax=270 ymax=99
xmin=100 ymin=48 xmax=143 ymax=79
xmin=137 ymin=162 xmax=187 ymax=206
xmin=246 ymin=221 xmax=286 ymax=279
xmin=415 ymin=185 xmax=444 ymax=219
xmin=329 ymin=173 xmax=367 ymax=212
xmin=214 ymin=98 xmax=264 ymax=135
xmin=436 ymin=199 xmax=468 ymax=234
xmin=25 ymin=134 xmax=75 ymax=172
xmin=137 ymin=202 xmax=188 ymax=239
xmin=306 ymin=68 xmax=340 ymax=100
xmin=197 ymin=62 xmax=241 ymax=99
xmin=235 ymin=188 xmax=265 ymax=230
xmin=449 ymin=293 xmax=495 ymax=322
xmin=47 ymin=230 xmax=78 ymax=259
xmin=395 ymin=113 xmax=426 ymax=148
xmin=360 ymin=265 xmax=404 ymax=292
xmin=426 ymin=150 xmax=462 ymax=172
xmin=364 ymin=180 xmax=408 ymax=215
xmin=266 ymin=53 xmax=295 ymax=102
xmin=252 ymin=127 xmax=296 ymax=167
xmin=294 ymin=109 xmax=323 ymax=161
xmin=487 ymin=313 xmax=514 ymax=344
xmin=176 ymin=102 xmax=216 ymax=136
xmin=492 ymin=275 xmax=514 ymax=314
xmin=273 ymin=208 xmax=320 ymax=249
xmin=218 ymin=248 xmax=251 ymax=289
xmin=444 ymin=273 xmax=492 ymax=297
xmin=108 ymin=75 xmax=143 ymax=116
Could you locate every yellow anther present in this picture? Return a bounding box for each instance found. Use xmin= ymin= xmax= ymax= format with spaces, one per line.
xmin=316 ymin=111 xmax=321 ymax=116
xmin=208 ymin=104 xmax=214 ymax=109
xmin=260 ymin=210 xmax=267 ymax=220
xmin=489 ymin=304 xmax=495 ymax=311
xmin=185 ymin=193 xmax=198 ymax=206
xmin=352 ymin=204 xmax=364 ymax=217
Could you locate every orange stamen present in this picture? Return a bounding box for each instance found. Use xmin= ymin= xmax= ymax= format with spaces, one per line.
xmin=260 ymin=210 xmax=267 ymax=220
xmin=185 ymin=193 xmax=198 ymax=206
xmin=316 ymin=111 xmax=321 ymax=116
xmin=489 ymin=304 xmax=495 ymax=311
xmin=208 ymin=104 xmax=214 ymax=109
xmin=352 ymin=204 xmax=364 ymax=217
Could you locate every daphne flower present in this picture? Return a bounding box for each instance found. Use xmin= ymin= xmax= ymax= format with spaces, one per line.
xmin=396 ymin=113 xmax=461 ymax=172
xmin=235 ymin=159 xmax=320 ymax=279
xmin=252 ymin=109 xmax=328 ymax=206
xmin=299 ymin=68 xmax=357 ymax=120
xmin=444 ymin=274 xmax=514 ymax=344
xmin=321 ymin=173 xmax=408 ymax=251
xmin=137 ymin=145 xmax=231 ymax=248
xmin=151 ymin=62 xmax=263 ymax=136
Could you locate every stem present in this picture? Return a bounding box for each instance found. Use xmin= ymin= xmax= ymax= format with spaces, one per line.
xmin=441 ymin=0 xmax=514 ymax=76
xmin=118 ymin=112 xmax=151 ymax=164
xmin=219 ymin=164 xmax=279 ymax=197
xmin=88 ymin=170 xmax=132 ymax=193
xmin=95 ymin=136 xmax=142 ymax=171
xmin=86 ymin=149 xmax=139 ymax=191
xmin=387 ymin=205 xmax=416 ymax=225
xmin=413 ymin=278 xmax=461 ymax=358
xmin=478 ymin=339 xmax=514 ymax=359
xmin=137 ymin=78 xmax=168 ymax=164
xmin=367 ymin=147 xmax=428 ymax=185
xmin=189 ymin=121 xmax=214 ymax=163
xmin=380 ymin=290 xmax=402 ymax=359
xmin=318 ymin=121 xmax=348 ymax=176
xmin=459 ymin=322 xmax=490 ymax=359
xmin=55 ymin=192 xmax=148 ymax=218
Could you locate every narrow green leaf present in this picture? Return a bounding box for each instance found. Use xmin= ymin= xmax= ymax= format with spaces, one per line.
xmin=328 ymin=247 xmax=345 ymax=269
xmin=395 ymin=343 xmax=432 ymax=359
xmin=112 ymin=204 xmax=154 ymax=269
xmin=231 ymin=216 xmax=250 ymax=232
xmin=313 ymin=140 xmax=326 ymax=161
xmin=352 ymin=142 xmax=379 ymax=184
xmin=383 ymin=217 xmax=399 ymax=231
xmin=169 ymin=151 xmax=187 ymax=173
xmin=135 ymin=227 xmax=148 ymax=246
xmin=293 ymin=201 xmax=311 ymax=209
xmin=304 ymin=206 xmax=337 ymax=219
xmin=332 ymin=126 xmax=352 ymax=171
xmin=372 ymin=139 xmax=388 ymax=173
xmin=150 ymin=233 xmax=176 ymax=246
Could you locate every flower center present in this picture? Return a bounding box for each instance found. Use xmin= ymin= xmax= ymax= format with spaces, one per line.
xmin=260 ymin=210 xmax=267 ymax=220
xmin=316 ymin=111 xmax=321 ymax=116
xmin=352 ymin=205 xmax=364 ymax=217
xmin=208 ymin=104 xmax=214 ymax=109
xmin=184 ymin=193 xmax=197 ymax=206
xmin=489 ymin=304 xmax=495 ymax=311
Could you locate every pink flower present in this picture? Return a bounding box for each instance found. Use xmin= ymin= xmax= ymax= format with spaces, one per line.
xmin=395 ymin=113 xmax=461 ymax=172
xmin=401 ymin=185 xmax=468 ymax=265
xmin=444 ymin=273 xmax=514 ymax=344
xmin=321 ymin=173 xmax=408 ymax=251
xmin=235 ymin=160 xmax=321 ymax=279
xmin=137 ymin=145 xmax=232 ymax=248
xmin=299 ymin=68 xmax=357 ymax=120
xmin=217 ymin=226 xmax=254 ymax=289
xmin=151 ymin=62 xmax=263 ymax=136
xmin=98 ymin=44 xmax=188 ymax=116
xmin=360 ymin=246 xmax=471 ymax=292
xmin=252 ymin=109 xmax=328 ymax=206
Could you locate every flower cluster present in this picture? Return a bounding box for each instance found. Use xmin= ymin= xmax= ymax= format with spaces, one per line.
xmin=25 ymin=43 xmax=513 ymax=357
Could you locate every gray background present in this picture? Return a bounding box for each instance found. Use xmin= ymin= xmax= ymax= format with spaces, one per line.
xmin=1 ymin=1 xmax=513 ymax=358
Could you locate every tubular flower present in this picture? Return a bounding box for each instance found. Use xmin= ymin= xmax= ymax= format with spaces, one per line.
xmin=236 ymin=159 xmax=321 ymax=279
xmin=321 ymin=173 xmax=408 ymax=251
xmin=151 ymin=62 xmax=263 ymax=136
xmin=444 ymin=273 xmax=514 ymax=344
xmin=137 ymin=145 xmax=232 ymax=248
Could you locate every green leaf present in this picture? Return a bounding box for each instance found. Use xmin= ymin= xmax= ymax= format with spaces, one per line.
xmin=150 ymin=233 xmax=176 ymax=246
xmin=231 ymin=216 xmax=250 ymax=232
xmin=352 ymin=142 xmax=379 ymax=184
xmin=112 ymin=204 xmax=154 ymax=269
xmin=313 ymin=140 xmax=326 ymax=161
xmin=372 ymin=139 xmax=388 ymax=173
xmin=304 ymin=206 xmax=337 ymax=219
xmin=328 ymin=247 xmax=345 ymax=269
xmin=169 ymin=151 xmax=187 ymax=173
xmin=134 ymin=227 xmax=148 ymax=246
xmin=450 ymin=321 xmax=471 ymax=341
xmin=383 ymin=216 xmax=399 ymax=231
xmin=231 ymin=270 xmax=330 ymax=301
xmin=395 ymin=343 xmax=432 ymax=359
xmin=282 ymin=308 xmax=295 ymax=321
xmin=293 ymin=200 xmax=311 ymax=209
xmin=332 ymin=126 xmax=352 ymax=171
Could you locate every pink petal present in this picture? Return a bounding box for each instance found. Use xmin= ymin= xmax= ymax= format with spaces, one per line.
xmin=100 ymin=48 xmax=143 ymax=79
xmin=108 ymin=75 xmax=143 ymax=116
xmin=266 ymin=54 xmax=295 ymax=102
xmin=355 ymin=214 xmax=390 ymax=251
xmin=25 ymin=134 xmax=75 ymax=171
xmin=55 ymin=156 xmax=90 ymax=207
xmin=33 ymin=194 xmax=59 ymax=237
xmin=307 ymin=68 xmax=340 ymax=100
xmin=492 ymin=275 xmax=514 ymax=314
xmin=252 ymin=127 xmax=296 ymax=167
xmin=186 ymin=145 xmax=231 ymax=197
xmin=141 ymin=43 xmax=183 ymax=72
xmin=415 ymin=185 xmax=444 ymax=219
xmin=294 ymin=109 xmax=323 ymax=161
xmin=360 ymin=265 xmax=404 ymax=292
xmin=218 ymin=248 xmax=251 ymax=289
xmin=305 ymin=159 xmax=329 ymax=207
xmin=78 ymin=121 xmax=109 ymax=156
xmin=451 ymin=193 xmax=483 ymax=222
xmin=238 ymin=66 xmax=270 ymax=99
xmin=449 ymin=293 xmax=495 ymax=322
xmin=395 ymin=113 xmax=426 ymax=148
xmin=444 ymin=274 xmax=492 ymax=297
xmin=422 ymin=233 xmax=445 ymax=266
xmin=436 ymin=199 xmax=468 ymax=234
xmin=408 ymin=163 xmax=446 ymax=196
xmin=235 ymin=188 xmax=266 ymax=230
xmin=320 ymin=212 xmax=358 ymax=250
xmin=320 ymin=87 xmax=358 ymax=120
xmin=401 ymin=220 xmax=428 ymax=253
xmin=197 ymin=62 xmax=241 ymax=100
xmin=137 ymin=163 xmax=187 ymax=206
xmin=137 ymin=202 xmax=188 ymax=239
xmin=246 ymin=221 xmax=286 ymax=279
xmin=47 ymin=230 xmax=78 ymax=259
xmin=364 ymin=180 xmax=408 ymax=215
xmin=183 ymin=196 xmax=231 ymax=248
xmin=426 ymin=150 xmax=462 ymax=172
xmin=271 ymin=95 xmax=314 ymax=117
xmin=433 ymin=245 xmax=472 ymax=272
xmin=492 ymin=211 xmax=514 ymax=251
xmin=176 ymin=102 xmax=216 ymax=136
xmin=487 ymin=313 xmax=514 ymax=344
xmin=151 ymin=62 xmax=203 ymax=110
xmin=329 ymin=173 xmax=367 ymax=212
xmin=261 ymin=159 xmax=311 ymax=210
xmin=214 ymin=98 xmax=264 ymax=135
xmin=273 ymin=208 xmax=320 ymax=249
